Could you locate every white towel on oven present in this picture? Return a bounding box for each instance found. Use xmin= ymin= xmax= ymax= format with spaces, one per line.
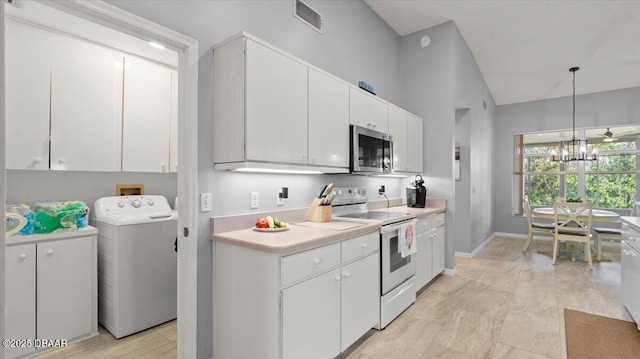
xmin=398 ymin=222 xmax=417 ymax=258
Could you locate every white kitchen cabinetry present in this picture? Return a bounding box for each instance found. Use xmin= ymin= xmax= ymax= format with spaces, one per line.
xmin=432 ymin=218 xmax=446 ymax=278
xmin=407 ymin=114 xmax=424 ymax=173
xmin=122 ymin=55 xmax=172 ymax=172
xmin=245 ymin=39 xmax=308 ymax=164
xmin=50 ymin=33 xmax=124 ymax=171
xmin=282 ymin=269 xmax=341 ymax=359
xmin=621 ymin=222 xmax=640 ymax=328
xmin=213 ymin=36 xmax=308 ymax=166
xmin=388 ymin=106 xmax=408 ymax=172
xmin=388 ymin=105 xmax=423 ymax=173
xmin=340 ymin=253 xmax=379 ymax=351
xmin=5 ymin=20 xmax=52 ymax=170
xmin=413 ymin=212 xmax=446 ymax=290
xmin=3 ymin=228 xmax=98 ymax=359
xmin=308 ymin=69 xmax=350 ymax=167
xmin=350 ymin=88 xmax=388 ymax=133
xmin=4 ymin=245 xmax=37 ymax=359
xmin=214 ymin=231 xmax=379 ymax=359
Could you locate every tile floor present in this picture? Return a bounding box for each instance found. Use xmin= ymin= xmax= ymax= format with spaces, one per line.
xmin=345 ymin=235 xmax=630 ymax=359
xmin=37 ymin=235 xmax=629 ymax=359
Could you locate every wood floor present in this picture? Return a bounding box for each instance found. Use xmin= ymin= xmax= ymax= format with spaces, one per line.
xmin=37 ymin=235 xmax=627 ymax=359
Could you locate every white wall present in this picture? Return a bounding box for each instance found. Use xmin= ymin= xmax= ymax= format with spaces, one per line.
xmin=400 ymin=22 xmax=457 ymax=268
xmin=494 ymin=86 xmax=640 ymax=235
xmin=400 ymin=21 xmax=496 ymax=265
xmin=453 ymin=27 xmax=496 ymax=253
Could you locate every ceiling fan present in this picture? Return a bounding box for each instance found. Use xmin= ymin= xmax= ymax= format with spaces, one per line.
xmin=600 ymin=127 xmax=640 ymax=142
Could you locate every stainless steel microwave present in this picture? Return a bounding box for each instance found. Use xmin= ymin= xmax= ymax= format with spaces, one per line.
xmin=350 ymin=125 xmax=392 ymax=174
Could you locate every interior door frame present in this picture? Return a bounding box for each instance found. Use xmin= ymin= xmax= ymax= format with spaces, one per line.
xmin=1 ymin=2 xmax=7 ymax=358
xmin=1 ymin=1 xmax=199 ymax=357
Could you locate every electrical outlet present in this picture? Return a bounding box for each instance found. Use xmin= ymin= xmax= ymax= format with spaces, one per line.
xmin=200 ymin=193 xmax=212 ymax=212
xmin=277 ymin=191 xmax=284 ymax=206
xmin=250 ymin=192 xmax=259 ymax=209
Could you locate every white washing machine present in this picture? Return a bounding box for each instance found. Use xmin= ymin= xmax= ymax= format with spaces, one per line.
xmin=92 ymin=195 xmax=177 ymax=338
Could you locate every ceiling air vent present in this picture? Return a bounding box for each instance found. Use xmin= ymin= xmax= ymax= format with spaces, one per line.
xmin=294 ymin=0 xmax=322 ymax=33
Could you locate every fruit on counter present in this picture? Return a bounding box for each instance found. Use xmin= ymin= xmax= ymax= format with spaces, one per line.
xmin=255 ymin=216 xmax=287 ymax=229
xmin=255 ymin=218 xmax=268 ymax=228
xmin=266 ymin=216 xmax=275 ymax=228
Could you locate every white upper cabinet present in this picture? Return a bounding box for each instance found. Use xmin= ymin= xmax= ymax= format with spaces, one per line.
xmin=245 ymin=39 xmax=308 ymax=164
xmin=388 ymin=105 xmax=423 ymax=173
xmin=407 ymin=114 xmax=424 ymax=173
xmin=170 ymin=70 xmax=179 ymax=173
xmin=5 ymin=20 xmax=51 ymax=170
xmin=122 ymin=56 xmax=172 ymax=172
xmin=50 ymin=34 xmax=123 ymax=171
xmin=5 ymin=20 xmax=177 ymax=173
xmin=388 ymin=106 xmax=408 ymax=172
xmin=349 ymin=88 xmax=389 ymax=133
xmin=308 ymin=69 xmax=350 ymax=167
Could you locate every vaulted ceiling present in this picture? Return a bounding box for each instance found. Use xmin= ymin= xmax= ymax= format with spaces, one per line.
xmin=365 ymin=1 xmax=640 ymax=105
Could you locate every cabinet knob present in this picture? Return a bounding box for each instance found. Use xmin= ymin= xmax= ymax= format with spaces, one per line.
xmin=46 ymin=250 xmax=54 ymax=256
xmin=335 ymin=276 xmax=342 ymax=281
xmin=19 ymin=254 xmax=28 ymax=260
xmin=173 ymin=163 xmax=178 ymax=171
xmin=161 ymin=163 xmax=167 ymax=172
xmin=361 ymin=243 xmax=368 ymax=248
xmin=34 ymin=157 xmax=42 ymax=163
xmin=372 ymin=124 xmax=377 ymax=129
xmin=343 ymin=272 xmax=351 ymax=278
xmin=313 ymin=258 xmax=322 ymax=265
xmin=58 ymin=158 xmax=66 ymax=164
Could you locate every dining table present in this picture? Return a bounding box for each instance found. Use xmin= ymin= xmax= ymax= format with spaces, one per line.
xmin=532 ymin=207 xmax=620 ymax=261
xmin=532 ymin=207 xmax=620 ymax=222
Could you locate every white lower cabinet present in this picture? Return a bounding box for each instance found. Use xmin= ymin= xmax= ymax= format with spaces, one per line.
xmin=4 ymin=245 xmax=37 ymax=359
xmin=282 ymin=269 xmax=341 ymax=359
xmin=213 ymin=231 xmax=380 ymax=359
xmin=413 ymin=212 xmax=446 ymax=291
xmin=340 ymin=253 xmax=379 ymax=351
xmin=432 ymin=225 xmax=446 ymax=278
xmin=3 ymin=229 xmax=98 ymax=359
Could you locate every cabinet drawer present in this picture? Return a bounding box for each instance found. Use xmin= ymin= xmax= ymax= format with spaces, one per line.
xmin=281 ymin=243 xmax=341 ymax=286
xmin=341 ymin=232 xmax=379 ymax=263
xmin=423 ymin=212 xmax=445 ymax=229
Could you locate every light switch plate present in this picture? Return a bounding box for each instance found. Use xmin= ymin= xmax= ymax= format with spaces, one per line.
xmin=200 ymin=193 xmax=212 ymax=212
xmin=277 ymin=191 xmax=284 ymax=206
xmin=250 ymin=192 xmax=259 ymax=209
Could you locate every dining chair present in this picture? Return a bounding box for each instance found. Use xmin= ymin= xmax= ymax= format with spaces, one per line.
xmin=593 ymin=200 xmax=640 ymax=261
xmin=553 ymin=199 xmax=594 ymax=269
xmin=522 ymin=197 xmax=555 ymax=252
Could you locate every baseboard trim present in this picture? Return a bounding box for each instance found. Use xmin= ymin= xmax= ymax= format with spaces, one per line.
xmin=493 ymin=232 xmax=528 ymax=239
xmin=442 ymin=268 xmax=456 ymax=276
xmin=455 ymin=232 xmax=496 ymax=258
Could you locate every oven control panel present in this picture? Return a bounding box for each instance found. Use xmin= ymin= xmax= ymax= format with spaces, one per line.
xmin=331 ymin=186 xmax=368 ymax=206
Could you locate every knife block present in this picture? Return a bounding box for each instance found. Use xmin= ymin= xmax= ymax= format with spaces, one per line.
xmin=304 ymin=198 xmax=332 ymax=223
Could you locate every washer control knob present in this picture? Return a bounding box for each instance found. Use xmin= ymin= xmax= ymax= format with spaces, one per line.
xmin=117 ymin=201 xmax=125 ymax=208
xmin=147 ymin=199 xmax=154 ymax=206
xmin=131 ymin=199 xmax=142 ymax=208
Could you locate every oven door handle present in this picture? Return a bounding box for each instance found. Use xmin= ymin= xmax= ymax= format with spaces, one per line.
xmin=380 ymin=219 xmax=417 ymax=234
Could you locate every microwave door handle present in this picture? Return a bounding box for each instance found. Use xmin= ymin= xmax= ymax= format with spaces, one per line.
xmin=380 ymin=219 xmax=417 ymax=234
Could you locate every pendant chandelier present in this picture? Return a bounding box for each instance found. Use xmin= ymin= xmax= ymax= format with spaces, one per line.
xmin=550 ymin=67 xmax=597 ymax=162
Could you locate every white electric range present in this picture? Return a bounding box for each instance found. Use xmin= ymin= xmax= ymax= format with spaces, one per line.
xmin=332 ymin=186 xmax=417 ymax=329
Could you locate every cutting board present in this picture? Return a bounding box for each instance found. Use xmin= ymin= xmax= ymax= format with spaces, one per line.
xmin=292 ymin=220 xmax=366 ymax=231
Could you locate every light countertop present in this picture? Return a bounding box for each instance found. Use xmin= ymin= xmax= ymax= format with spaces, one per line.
xmin=6 ymin=225 xmax=98 ymax=246
xmin=212 ymin=220 xmax=380 ymax=254
xmin=211 ymin=202 xmax=446 ymax=254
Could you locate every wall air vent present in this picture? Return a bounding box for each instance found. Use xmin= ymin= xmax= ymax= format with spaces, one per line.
xmin=294 ymin=0 xmax=322 ymax=33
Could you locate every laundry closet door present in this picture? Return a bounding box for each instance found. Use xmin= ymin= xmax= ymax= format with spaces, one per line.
xmin=122 ymin=55 xmax=172 ymax=173
xmin=5 ymin=20 xmax=52 ymax=170
xmin=50 ymin=33 xmax=123 ymax=171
